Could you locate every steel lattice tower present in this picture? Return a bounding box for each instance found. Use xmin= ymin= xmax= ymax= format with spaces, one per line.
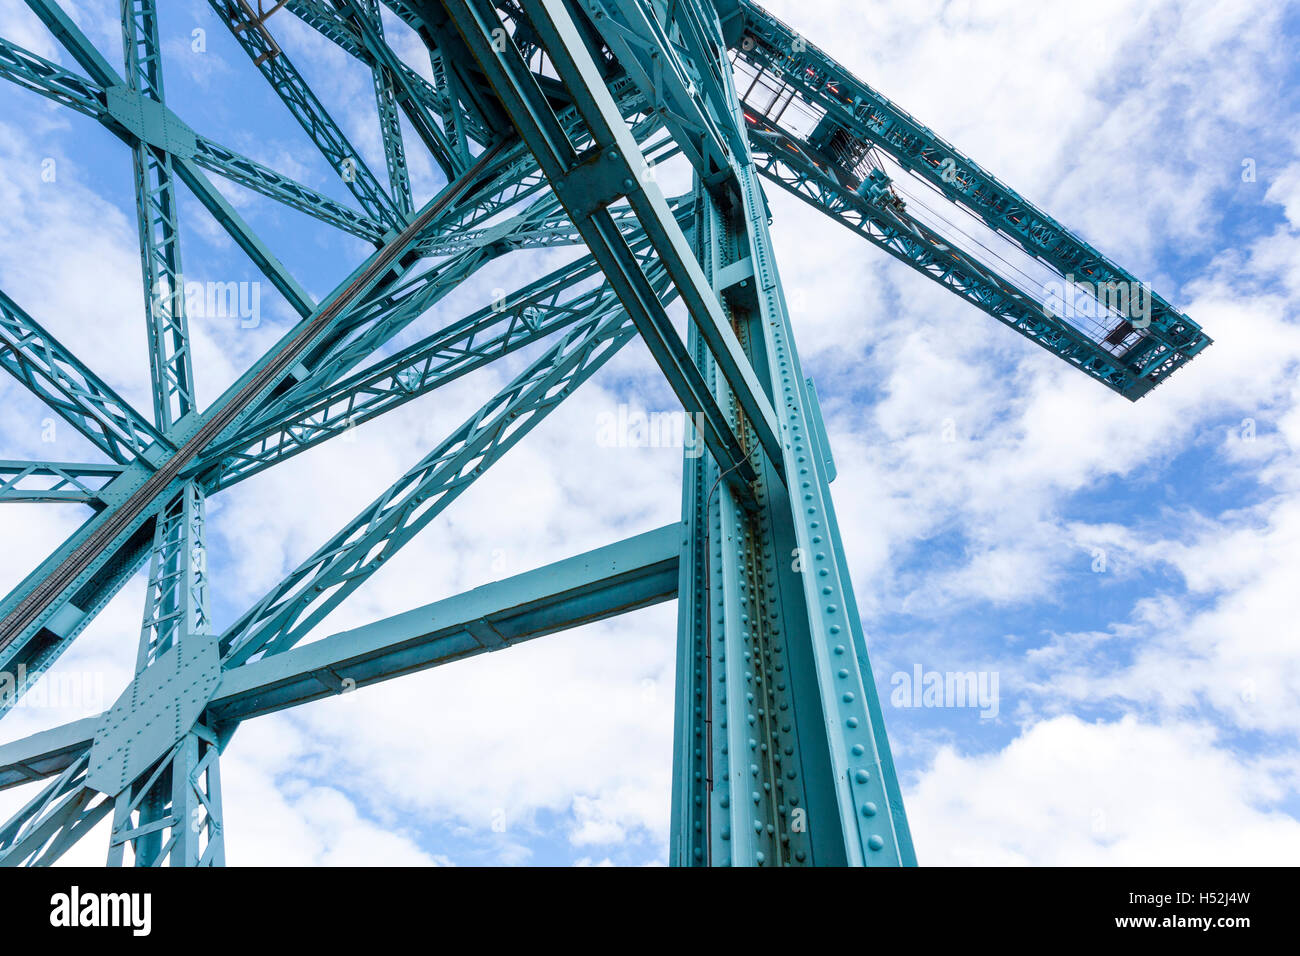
xmin=0 ymin=0 xmax=1210 ymax=867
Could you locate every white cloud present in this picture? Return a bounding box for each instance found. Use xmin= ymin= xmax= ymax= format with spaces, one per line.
xmin=908 ymin=715 xmax=1300 ymax=865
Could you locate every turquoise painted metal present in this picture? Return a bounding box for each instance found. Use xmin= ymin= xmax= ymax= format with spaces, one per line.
xmin=0 ymin=0 xmax=1209 ymax=866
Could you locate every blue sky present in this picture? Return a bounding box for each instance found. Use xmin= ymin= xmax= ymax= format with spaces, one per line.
xmin=1 ymin=0 xmax=1298 ymax=865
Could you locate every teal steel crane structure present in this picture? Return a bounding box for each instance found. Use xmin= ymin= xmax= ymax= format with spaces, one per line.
xmin=0 ymin=0 xmax=1210 ymax=867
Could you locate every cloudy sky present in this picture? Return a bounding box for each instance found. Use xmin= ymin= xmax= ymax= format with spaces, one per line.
xmin=1 ymin=0 xmax=1298 ymax=866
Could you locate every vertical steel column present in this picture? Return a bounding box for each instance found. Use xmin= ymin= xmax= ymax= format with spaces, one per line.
xmin=135 ymin=483 xmax=210 ymax=669
xmin=669 ymin=0 xmax=913 ymax=864
xmin=122 ymin=0 xmax=197 ymax=429
xmin=736 ymin=163 xmax=914 ymax=864
xmin=117 ymin=3 xmax=218 ymax=858
xmin=672 ymin=183 xmax=816 ymax=866
xmin=106 ymin=482 xmax=224 ymax=866
xmin=674 ymin=116 xmax=912 ymax=869
xmin=672 ymin=170 xmax=914 ymax=865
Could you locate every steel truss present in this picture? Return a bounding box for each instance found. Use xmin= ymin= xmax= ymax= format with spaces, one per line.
xmin=0 ymin=0 xmax=1208 ymax=865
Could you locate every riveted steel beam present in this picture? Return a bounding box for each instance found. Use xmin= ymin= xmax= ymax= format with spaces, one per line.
xmin=668 ymin=4 xmax=914 ymax=865
xmin=64 ymin=475 xmax=220 ymax=867
xmin=441 ymin=0 xmax=772 ymax=487
xmin=210 ymin=523 xmax=679 ymax=720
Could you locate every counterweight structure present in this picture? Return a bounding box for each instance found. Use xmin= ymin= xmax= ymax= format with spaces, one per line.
xmin=0 ymin=0 xmax=1210 ymax=866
